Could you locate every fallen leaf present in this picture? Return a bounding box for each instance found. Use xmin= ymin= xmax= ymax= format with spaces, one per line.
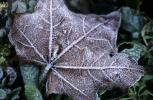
xmin=9 ymin=0 xmax=144 ymax=100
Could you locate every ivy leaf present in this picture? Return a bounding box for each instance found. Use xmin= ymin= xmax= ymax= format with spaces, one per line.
xmin=0 ymin=89 xmax=7 ymax=99
xmin=0 ymin=67 xmax=21 ymax=100
xmin=122 ymin=43 xmax=146 ymax=62
xmin=11 ymin=0 xmax=27 ymax=14
xmin=25 ymin=84 xmax=43 ymax=100
xmin=9 ymin=0 xmax=144 ymax=100
xmin=6 ymin=67 xmax=17 ymax=86
xmin=121 ymin=7 xmax=145 ymax=33
xmin=28 ymin=0 xmax=38 ymax=13
xmin=96 ymin=93 xmax=101 ymax=100
xmin=141 ymin=20 xmax=153 ymax=46
xmin=20 ymin=64 xmax=43 ymax=100
xmin=142 ymin=75 xmax=153 ymax=81
xmin=0 ymin=89 xmax=7 ymax=100
xmin=0 ymin=28 xmax=6 ymax=38
xmin=0 ymin=57 xmax=6 ymax=65
xmin=20 ymin=64 xmax=39 ymax=85
xmin=0 ymin=68 xmax=3 ymax=80
xmin=8 ymin=87 xmax=21 ymax=100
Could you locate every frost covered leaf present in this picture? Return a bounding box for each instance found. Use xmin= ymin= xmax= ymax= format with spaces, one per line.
xmin=9 ymin=0 xmax=144 ymax=100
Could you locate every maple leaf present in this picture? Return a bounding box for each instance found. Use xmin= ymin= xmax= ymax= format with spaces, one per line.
xmin=8 ymin=0 xmax=144 ymax=100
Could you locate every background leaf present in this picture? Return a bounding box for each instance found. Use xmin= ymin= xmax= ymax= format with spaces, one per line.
xmin=20 ymin=64 xmax=39 ymax=85
xmin=27 ymin=0 xmax=38 ymax=13
xmin=141 ymin=20 xmax=153 ymax=46
xmin=25 ymin=84 xmax=43 ymax=100
xmin=11 ymin=0 xmax=27 ymax=14
xmin=121 ymin=7 xmax=145 ymax=33
xmin=20 ymin=64 xmax=43 ymax=100
xmin=0 ymin=89 xmax=7 ymax=99
xmin=122 ymin=43 xmax=146 ymax=61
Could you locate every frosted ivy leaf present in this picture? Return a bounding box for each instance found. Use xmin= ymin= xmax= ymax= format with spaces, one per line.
xmin=8 ymin=0 xmax=144 ymax=100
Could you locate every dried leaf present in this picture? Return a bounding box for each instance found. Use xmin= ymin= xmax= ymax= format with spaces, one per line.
xmin=9 ymin=0 xmax=144 ymax=100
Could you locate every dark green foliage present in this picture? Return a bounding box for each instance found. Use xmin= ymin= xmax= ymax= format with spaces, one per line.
xmin=121 ymin=7 xmax=145 ymax=33
xmin=122 ymin=43 xmax=146 ymax=61
xmin=0 ymin=67 xmax=21 ymax=100
xmin=20 ymin=64 xmax=43 ymax=100
xmin=141 ymin=21 xmax=153 ymax=46
xmin=25 ymin=84 xmax=43 ymax=100
xmin=65 ymin=0 xmax=122 ymax=14
xmin=27 ymin=0 xmax=37 ymax=12
xmin=120 ymin=75 xmax=153 ymax=100
xmin=11 ymin=0 xmax=27 ymax=13
xmin=20 ymin=64 xmax=39 ymax=85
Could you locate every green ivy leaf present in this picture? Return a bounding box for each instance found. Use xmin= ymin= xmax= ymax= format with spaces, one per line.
xmin=11 ymin=0 xmax=27 ymax=14
xmin=6 ymin=67 xmax=17 ymax=86
xmin=28 ymin=0 xmax=38 ymax=13
xmin=122 ymin=43 xmax=146 ymax=61
xmin=8 ymin=87 xmax=21 ymax=100
xmin=20 ymin=64 xmax=43 ymax=100
xmin=0 ymin=67 xmax=21 ymax=99
xmin=96 ymin=93 xmax=101 ymax=100
xmin=0 ymin=68 xmax=3 ymax=80
xmin=25 ymin=84 xmax=43 ymax=100
xmin=141 ymin=20 xmax=153 ymax=46
xmin=0 ymin=44 xmax=11 ymax=64
xmin=0 ymin=56 xmax=6 ymax=65
xmin=0 ymin=28 xmax=6 ymax=38
xmin=0 ymin=89 xmax=7 ymax=99
xmin=142 ymin=75 xmax=153 ymax=81
xmin=121 ymin=7 xmax=145 ymax=33
xmin=20 ymin=64 xmax=39 ymax=85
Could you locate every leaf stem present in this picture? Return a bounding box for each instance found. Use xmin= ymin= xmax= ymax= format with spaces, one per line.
xmin=39 ymin=63 xmax=53 ymax=84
